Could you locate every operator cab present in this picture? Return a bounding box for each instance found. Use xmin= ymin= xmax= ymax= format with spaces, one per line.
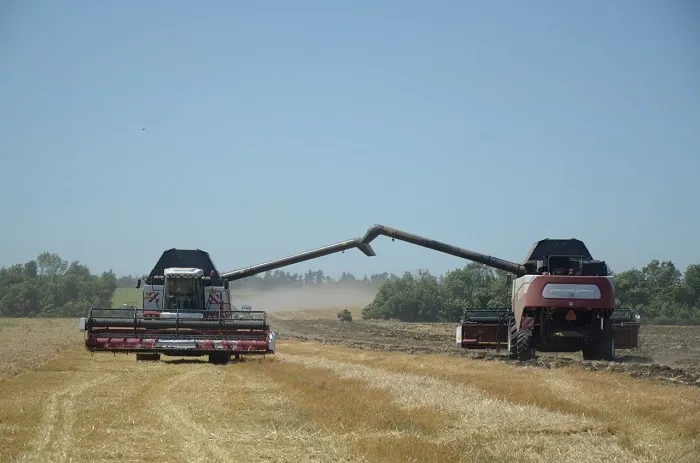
xmin=535 ymin=256 xmax=608 ymax=276
xmin=164 ymin=268 xmax=204 ymax=312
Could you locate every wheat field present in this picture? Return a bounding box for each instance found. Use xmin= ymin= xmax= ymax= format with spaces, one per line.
xmin=0 ymin=316 xmax=699 ymax=463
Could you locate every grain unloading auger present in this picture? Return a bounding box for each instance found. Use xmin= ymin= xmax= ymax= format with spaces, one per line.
xmin=358 ymin=225 xmax=640 ymax=361
xmin=80 ymin=238 xmax=376 ymax=364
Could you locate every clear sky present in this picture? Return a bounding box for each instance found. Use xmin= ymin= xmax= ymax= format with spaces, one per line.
xmin=1 ymin=0 xmax=698 ymax=279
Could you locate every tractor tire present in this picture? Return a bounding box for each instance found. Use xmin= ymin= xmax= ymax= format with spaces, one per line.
xmin=582 ymin=344 xmax=594 ymax=360
xmin=596 ymin=327 xmax=615 ymax=361
xmin=208 ymin=352 xmax=231 ymax=365
xmin=506 ymin=316 xmax=518 ymax=360
xmin=583 ymin=318 xmax=615 ymax=361
xmin=515 ymin=329 xmax=535 ymax=361
xmin=136 ymin=353 xmax=160 ymax=361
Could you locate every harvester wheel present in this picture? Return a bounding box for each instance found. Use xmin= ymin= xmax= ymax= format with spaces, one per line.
xmin=506 ymin=316 xmax=517 ymax=360
xmin=208 ymin=352 xmax=231 ymax=365
xmin=596 ymin=327 xmax=615 ymax=361
xmin=515 ymin=329 xmax=535 ymax=361
xmin=583 ymin=318 xmax=615 ymax=361
xmin=136 ymin=353 xmax=161 ymax=362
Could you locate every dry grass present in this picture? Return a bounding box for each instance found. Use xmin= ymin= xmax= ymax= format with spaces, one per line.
xmin=1 ymin=317 xmax=699 ymax=462
xmin=0 ymin=318 xmax=83 ymax=379
xmin=254 ymin=356 xmax=471 ymax=462
xmin=1 ymin=354 xmax=354 ymax=462
xmin=281 ymin=341 xmax=700 ymax=462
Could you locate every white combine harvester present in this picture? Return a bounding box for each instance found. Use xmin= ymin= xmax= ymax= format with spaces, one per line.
xmin=80 ymin=241 xmax=376 ymax=364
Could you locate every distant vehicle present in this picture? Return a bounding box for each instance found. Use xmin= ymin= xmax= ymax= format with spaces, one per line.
xmin=337 ymin=309 xmax=352 ymax=322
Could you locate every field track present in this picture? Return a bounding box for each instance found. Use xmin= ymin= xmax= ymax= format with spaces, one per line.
xmin=269 ymin=311 xmax=700 ymax=387
xmin=1 ymin=315 xmax=699 ymax=463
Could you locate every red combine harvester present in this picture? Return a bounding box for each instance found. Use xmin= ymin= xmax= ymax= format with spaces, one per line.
xmin=357 ymin=225 xmax=640 ymax=361
xmin=80 ymin=239 xmax=375 ymax=364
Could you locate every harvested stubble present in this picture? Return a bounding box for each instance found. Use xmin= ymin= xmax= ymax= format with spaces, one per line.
xmin=1 ymin=317 xmax=699 ymax=463
xmin=0 ymin=318 xmax=83 ymax=379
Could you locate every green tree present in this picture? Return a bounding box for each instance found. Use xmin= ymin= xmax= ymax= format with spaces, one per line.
xmin=36 ymin=252 xmax=68 ymax=277
xmin=0 ymin=253 xmax=118 ymax=317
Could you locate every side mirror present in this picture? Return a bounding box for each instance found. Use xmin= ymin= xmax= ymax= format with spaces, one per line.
xmin=136 ymin=278 xmax=141 ymax=289
xmin=505 ymin=274 xmax=512 ymax=285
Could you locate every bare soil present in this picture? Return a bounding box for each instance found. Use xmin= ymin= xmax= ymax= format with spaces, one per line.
xmin=268 ymin=315 xmax=700 ymax=387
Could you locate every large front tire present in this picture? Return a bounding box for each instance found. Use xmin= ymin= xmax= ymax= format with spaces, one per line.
xmin=583 ymin=318 xmax=615 ymax=361
xmin=506 ymin=316 xmax=518 ymax=360
xmin=596 ymin=328 xmax=615 ymax=361
xmin=515 ymin=329 xmax=535 ymax=361
xmin=209 ymin=352 xmax=231 ymax=365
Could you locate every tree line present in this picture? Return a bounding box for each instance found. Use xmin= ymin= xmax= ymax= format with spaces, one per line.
xmin=0 ymin=252 xmax=116 ymax=317
xmin=1 ymin=252 xmax=698 ymax=323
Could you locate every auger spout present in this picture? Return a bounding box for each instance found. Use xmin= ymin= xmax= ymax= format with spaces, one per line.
xmin=221 ymin=238 xmax=375 ymax=282
xmin=360 ymin=224 xmax=527 ymax=276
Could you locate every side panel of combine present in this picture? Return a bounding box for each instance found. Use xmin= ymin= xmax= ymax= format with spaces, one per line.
xmin=205 ymin=286 xmax=228 ymax=310
xmin=511 ymin=275 xmax=539 ymax=327
xmin=202 ymin=286 xmax=229 ymax=318
xmin=142 ymin=285 xmax=164 ymax=311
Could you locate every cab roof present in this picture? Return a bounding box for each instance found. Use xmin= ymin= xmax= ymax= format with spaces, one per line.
xmin=146 ymin=249 xmax=223 ymax=285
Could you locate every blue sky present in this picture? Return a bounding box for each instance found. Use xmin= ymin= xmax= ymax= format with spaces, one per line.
xmin=1 ymin=0 xmax=698 ymax=279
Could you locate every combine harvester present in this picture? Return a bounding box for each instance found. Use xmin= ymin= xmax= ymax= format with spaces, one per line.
xmin=80 ymin=239 xmax=375 ymax=364
xmin=358 ymin=225 xmax=640 ymax=361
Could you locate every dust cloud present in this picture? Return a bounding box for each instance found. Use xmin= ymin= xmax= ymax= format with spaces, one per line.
xmin=230 ymin=286 xmax=378 ymax=313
